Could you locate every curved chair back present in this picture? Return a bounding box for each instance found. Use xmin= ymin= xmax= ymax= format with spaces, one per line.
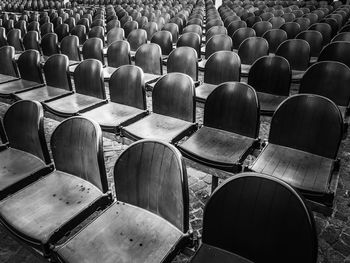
xmin=202 ymin=172 xmax=318 ymax=263
xmin=153 ymin=73 xmax=195 ymax=122
xmin=238 ymin=36 xmax=269 ymax=65
xmin=27 ymin=21 xmax=40 ymax=33
xmin=276 ymin=39 xmax=310 ymax=70
xmin=280 ymin=21 xmax=301 ymax=38
xmin=23 ymin=30 xmax=40 ymax=51
xmin=123 ymin=20 xmax=138 ymax=38
xmin=135 ymin=43 xmax=163 ymax=75
xmin=248 ymin=55 xmax=291 ymax=96
xmin=60 ymin=35 xmax=81 ymax=61
xmin=17 ymin=50 xmax=43 ymax=83
xmin=205 ymin=25 xmax=227 ymax=42
xmin=162 ymin=22 xmax=179 ymax=44
xmin=43 ymin=54 xmax=71 ymax=90
xmin=41 ymin=32 xmax=59 ymax=56
xmin=82 ymin=37 xmax=104 ymax=64
xmin=294 ymin=17 xmax=311 ymax=31
xmin=268 ymin=16 xmax=285 ymax=29
xmin=0 ymin=46 xmax=19 ymax=77
xmin=332 ymin=32 xmax=350 ymax=42
xmin=71 ymin=24 xmax=87 ymax=44
xmin=0 ymin=27 xmax=8 ymax=47
xmin=270 ymin=94 xmax=343 ymax=158
xmin=64 ymin=17 xmax=76 ymax=31
xmin=252 ymin=21 xmax=272 ymax=37
xmin=227 ymin=20 xmax=247 ymax=37
xmin=54 ymin=23 xmax=69 ymax=42
xmin=77 ymin=17 xmax=90 ymax=33
xmin=308 ymin=22 xmax=332 ymax=45
xmin=183 ymin=24 xmax=202 ymax=37
xmin=143 ymin=21 xmax=158 ymax=41
xmin=114 ymin=139 xmax=189 ymax=232
xmin=127 ymin=28 xmax=147 ymax=51
xmin=177 ymin=32 xmax=201 ymax=58
xmin=106 ymin=27 xmax=124 ymax=45
xmin=40 ymin=22 xmax=54 ymax=37
xmin=296 ymin=30 xmax=323 ymax=57
xmin=245 ymin=16 xmax=262 ymax=27
xmin=51 ymin=116 xmax=108 ymax=192
xmin=318 ymin=41 xmax=350 ymax=68
xmin=15 ymin=20 xmax=27 ymax=37
xmin=262 ymin=29 xmax=287 ymax=53
xmin=106 ymin=19 xmax=120 ymax=33
xmin=151 ymin=30 xmax=173 ymax=55
xmin=88 ymin=25 xmax=105 ymax=42
xmin=205 ymin=34 xmax=232 ymax=59
xmin=107 ymin=40 xmax=131 ymax=68
xmin=205 ymin=82 xmax=259 ymax=138
xmin=167 ymin=46 xmax=198 ymax=81
xmin=7 ymin=29 xmax=24 ymax=51
xmin=232 ymin=27 xmax=256 ymax=50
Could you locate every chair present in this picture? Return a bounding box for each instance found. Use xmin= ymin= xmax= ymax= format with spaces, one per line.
xmin=262 ymin=29 xmax=287 ymax=54
xmin=304 ymin=12 xmax=319 ymax=25
xmin=163 ymin=22 xmax=179 ymax=44
xmin=71 ymin=24 xmax=87 ymax=45
xmin=0 ymin=50 xmax=44 ymax=97
xmin=121 ymin=73 xmax=197 ymax=143
xmin=238 ymin=37 xmax=269 ymax=77
xmin=250 ymin=94 xmax=343 ymax=211
xmin=167 ymin=46 xmax=198 ymax=81
xmin=106 ymin=27 xmax=124 ymax=45
xmin=44 ymin=59 xmax=107 ymax=117
xmin=82 ymin=37 xmax=104 ymax=64
xmin=0 ymin=116 xmax=110 ymax=257
xmin=248 ymin=56 xmax=291 ymax=115
xmin=88 ymin=25 xmax=105 ymax=43
xmin=40 ymin=22 xmax=54 ymax=37
xmin=27 ymin=21 xmax=40 ymax=33
xmin=177 ymin=32 xmax=201 ymax=59
xmin=64 ymin=17 xmax=76 ymax=31
xmin=150 ymin=30 xmax=173 ymax=59
xmin=142 ymin=21 xmax=158 ymax=41
xmin=252 ymin=21 xmax=273 ymax=37
xmin=54 ymin=23 xmax=69 ymax=42
xmin=91 ymin=19 xmax=104 ymax=29
xmin=308 ymin=22 xmax=332 ymax=46
xmin=332 ymin=32 xmax=350 ymax=42
xmin=318 ymin=41 xmax=350 ymax=68
xmin=294 ymin=17 xmax=311 ymax=31
xmin=82 ymin=65 xmax=147 ymax=133
xmin=14 ymin=20 xmax=27 ymax=37
xmin=41 ymin=32 xmax=59 ymax=57
xmin=276 ymin=39 xmax=310 ymax=82
xmin=53 ymin=139 xmax=191 ymax=263
xmin=296 ymin=30 xmax=323 ymax=63
xmin=127 ymin=28 xmax=147 ymax=56
xmin=60 ymin=35 xmax=81 ymax=65
xmin=106 ymin=19 xmax=120 ymax=33
xmin=227 ymin=20 xmax=247 ymax=38
xmin=205 ymin=25 xmax=227 ymax=43
xmin=245 ymin=16 xmax=262 ymax=27
xmin=339 ymin=24 xmax=350 ymax=33
xmin=0 ymin=46 xmax=19 ymax=84
xmin=77 ymin=17 xmax=90 ymax=33
xmin=190 ymin=172 xmax=318 ymax=263
xmin=268 ymin=16 xmax=285 ymax=29
xmin=23 ymin=30 xmax=40 ymax=51
xmin=178 ymin=82 xmax=260 ymax=190
xmin=7 ymin=29 xmax=24 ymax=52
xmin=282 ymin=12 xmax=296 ymax=22
xmin=196 ymin=51 xmax=241 ymax=103
xmin=183 ymin=24 xmax=202 ymax=38
xmin=0 ymin=100 xmax=53 ymax=200
xmin=231 ymin=27 xmax=256 ymax=51
xmin=0 ymin=27 xmax=8 ymax=48
xmin=280 ymin=21 xmax=301 ymax=38
xmin=299 ymin=61 xmax=350 ymax=119
xmin=260 ymin=12 xmax=274 ymax=21
xmin=14 ymin=54 xmax=73 ymax=102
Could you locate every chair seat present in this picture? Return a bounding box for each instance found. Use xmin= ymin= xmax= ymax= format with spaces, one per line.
xmin=44 ymin=93 xmax=106 ymax=117
xmin=0 ymin=171 xmax=103 ymax=245
xmin=241 ymin=64 xmax=252 ymax=77
xmin=122 ymin=113 xmax=195 ymax=143
xmin=13 ymin=86 xmax=72 ymax=102
xmin=198 ymin=59 xmax=206 ymax=71
xmin=191 ymin=244 xmax=254 ymax=263
xmin=0 ymin=74 xmax=19 ymax=84
xmin=251 ymin=143 xmax=334 ymax=194
xmin=257 ymin=92 xmax=287 ymax=115
xmin=0 ymin=148 xmax=47 ymax=193
xmin=196 ymin=83 xmax=217 ymax=103
xmin=178 ymin=126 xmax=256 ymax=171
xmin=55 ymin=201 xmax=184 ymax=263
xmin=82 ymin=102 xmax=147 ymax=132
xmin=143 ymin=73 xmax=161 ymax=84
xmin=0 ymin=79 xmax=44 ymax=96
xmin=291 ymin=69 xmax=305 ymax=83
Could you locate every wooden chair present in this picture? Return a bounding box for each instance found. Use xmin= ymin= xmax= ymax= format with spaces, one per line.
xmin=245 ymin=16 xmax=262 ymax=27
xmin=308 ymin=22 xmax=332 ymax=46
xmin=123 ymin=20 xmax=138 ymax=38
xmin=0 ymin=46 xmax=20 ymax=84
xmin=332 ymin=32 xmax=350 ymax=42
xmin=27 ymin=21 xmax=40 ymax=33
xmin=40 ymin=32 xmax=59 ymax=57
xmin=250 ymin=94 xmax=343 ymax=213
xmin=7 ymin=29 xmax=24 ymax=53
xmin=248 ymin=55 xmax=291 ymax=115
xmin=77 ymin=17 xmax=90 ymax=33
xmin=53 ymin=139 xmax=191 ymax=263
xmin=163 ymin=22 xmax=179 ymax=44
xmin=252 ymin=21 xmax=273 ymax=37
xmin=0 ymin=27 xmax=8 ymax=47
xmin=88 ymin=25 xmax=105 ymax=43
xmin=0 ymin=100 xmax=53 ymax=200
xmin=0 ymin=49 xmax=45 ymax=97
xmin=190 ymin=172 xmax=318 ymax=263
xmin=178 ymin=82 xmax=260 ymax=190
xmin=15 ymin=20 xmax=27 ymax=37
xmin=121 ymin=73 xmax=197 ymax=143
xmin=296 ymin=30 xmax=323 ymax=63
xmin=71 ymin=24 xmax=87 ymax=45
xmin=294 ymin=17 xmax=311 ymax=31
xmin=183 ymin=24 xmax=202 ymax=39
xmin=318 ymin=41 xmax=350 ymax=68
xmin=55 ymin=23 xmax=69 ymax=42
xmin=82 ymin=65 xmax=148 ymax=133
xmin=127 ymin=28 xmax=147 ymax=57
xmin=204 ymin=25 xmax=227 ymax=44
xmin=81 ymin=37 xmax=104 ymax=63
xmin=276 ymin=39 xmax=310 ymax=83
xmin=44 ymin=59 xmax=107 ymax=117
xmin=196 ymin=51 xmax=241 ymax=103
xmin=14 ymin=54 xmax=73 ymax=102
xmin=268 ymin=16 xmax=285 ymax=29
xmin=167 ymin=46 xmax=198 ymax=82
xmin=280 ymin=21 xmax=301 ymax=38
xmin=106 ymin=19 xmax=120 ymax=33
xmin=150 ymin=30 xmax=173 ymax=60
xmin=23 ymin=30 xmax=40 ymax=51
xmin=60 ymin=35 xmax=81 ymax=65
xmin=231 ymin=27 xmax=256 ymax=51
xmin=142 ymin=21 xmax=158 ymax=41
xmin=262 ymin=28 xmax=287 ymax=54
xmin=106 ymin=27 xmax=124 ymax=45
xmin=227 ymin=20 xmax=247 ymax=38
xmin=64 ymin=17 xmax=76 ymax=32
xmin=0 ymin=116 xmax=111 ymax=257
xmin=177 ymin=32 xmax=201 ymax=59
xmin=106 ymin=40 xmax=131 ymax=74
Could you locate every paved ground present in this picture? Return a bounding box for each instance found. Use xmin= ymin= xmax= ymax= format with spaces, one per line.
xmin=0 ymin=76 xmax=350 ymax=262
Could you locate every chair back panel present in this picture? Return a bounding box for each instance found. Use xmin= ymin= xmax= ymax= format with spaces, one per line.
xmin=44 ymin=54 xmax=71 ymax=91
xmin=0 ymin=46 xmax=18 ymax=77
xmin=17 ymin=50 xmax=44 ymax=83
xmin=135 ymin=43 xmax=163 ymax=75
xmin=60 ymin=35 xmax=81 ymax=61
xmin=167 ymin=46 xmax=198 ymax=81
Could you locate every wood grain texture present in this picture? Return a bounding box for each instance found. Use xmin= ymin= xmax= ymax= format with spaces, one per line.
xmin=0 ymin=46 xmax=19 ymax=78
xmin=296 ymin=30 xmax=323 ymax=57
xmin=276 ymin=39 xmax=310 ymax=70
xmin=60 ymin=35 xmax=81 ymax=62
xmin=151 ymin=30 xmax=173 ymax=55
xmin=167 ymin=46 xmax=198 ymax=81
xmin=82 ymin=38 xmax=104 ymax=64
xmin=41 ymin=33 xmax=59 ymax=56
xmin=262 ymin=29 xmax=287 ymax=54
xmin=318 ymin=41 xmax=350 ymax=68
xmin=308 ymin=23 xmax=332 ymax=46
xmin=107 ymin=40 xmax=131 ymax=68
xmin=204 ymin=34 xmax=232 ymax=59
xmin=127 ymin=29 xmax=147 ymax=51
xmin=232 ymin=27 xmax=256 ymax=50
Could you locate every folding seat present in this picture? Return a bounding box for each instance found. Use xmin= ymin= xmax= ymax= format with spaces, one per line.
xmin=162 ymin=22 xmax=179 ymax=44
xmin=88 ymin=25 xmax=105 ymax=43
xmin=196 ymin=51 xmax=241 ymax=103
xmin=60 ymin=35 xmax=81 ymax=65
xmin=0 ymin=116 xmax=111 ymax=257
xmin=53 ymin=139 xmax=192 ymax=263
xmin=64 ymin=17 xmax=76 ymax=31
xmin=142 ymin=21 xmax=158 ymax=41
xmin=268 ymin=16 xmax=285 ymax=29
xmin=121 ymin=73 xmax=196 ymax=143
xmin=296 ymin=30 xmax=323 ymax=63
xmin=282 ymin=12 xmax=296 ymax=22
xmin=0 ymin=27 xmax=7 ymax=47
xmin=178 ymin=82 xmax=260 ymax=190
xmin=55 ymin=23 xmax=69 ymax=42
xmin=127 ymin=28 xmax=147 ymax=57
xmin=0 ymin=100 xmax=53 ymax=200
xmin=82 ymin=65 xmax=147 ymax=133
xmin=232 ymin=27 xmax=256 ymax=51
xmin=14 ymin=54 xmax=73 ymax=102
xmin=248 ymin=55 xmax=291 ymax=115
xmin=199 ymin=34 xmax=232 ymax=71
xmin=308 ymin=22 xmax=332 ymax=46
xmin=0 ymin=46 xmax=19 ymax=84
xmin=150 ymin=30 xmax=173 ymax=60
xmin=40 ymin=22 xmax=53 ymax=37
xmin=40 ymin=32 xmax=59 ymax=57
xmin=299 ymin=61 xmax=350 ymax=119
xmin=262 ymin=28 xmax=287 ymax=54
xmin=279 ymin=21 xmax=301 ymax=38
xmin=167 ymin=46 xmax=198 ymax=82
xmin=23 ymin=30 xmax=41 ymax=52
xmin=250 ymin=94 xmax=343 ymax=212
xmin=318 ymin=41 xmax=350 ymax=68
xmin=106 ymin=27 xmax=124 ymax=45
xmin=332 ymin=32 xmax=350 ymax=42
xmin=276 ymin=39 xmax=310 ymax=83
xmin=189 ymin=172 xmax=318 ymax=263
xmin=0 ymin=50 xmax=44 ymax=97
xmin=44 ymin=59 xmax=107 ymax=117
xmin=245 ymin=15 xmax=262 ymax=27
xmin=106 ymin=19 xmax=120 ymax=33
xmin=252 ymin=20 xmax=273 ymax=37
xmin=238 ymin=37 xmax=269 ymax=76
xmin=14 ymin=20 xmax=27 ymax=37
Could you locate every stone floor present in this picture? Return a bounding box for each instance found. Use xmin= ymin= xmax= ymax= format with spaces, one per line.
xmin=0 ymin=78 xmax=350 ymax=262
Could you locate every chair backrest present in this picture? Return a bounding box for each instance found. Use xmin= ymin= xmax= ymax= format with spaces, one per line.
xmin=150 ymin=30 xmax=173 ymax=55
xmin=167 ymin=46 xmax=198 ymax=81
xmin=40 ymin=22 xmax=54 ymax=37
xmin=77 ymin=17 xmax=90 ymax=32
xmin=245 ymin=16 xmax=262 ymax=27
xmin=270 ymin=94 xmax=343 ymax=159
xmin=318 ymin=41 xmax=350 ymax=68
xmin=0 ymin=27 xmax=8 ymax=47
xmin=205 ymin=34 xmax=232 ymax=59
xmin=7 ymin=29 xmax=24 ymax=51
xmin=15 ymin=20 xmax=27 ymax=37
xmin=23 ymin=30 xmax=40 ymax=51
xmin=304 ymin=12 xmax=319 ymax=24
xmin=238 ymin=36 xmax=269 ymax=65
xmin=227 ymin=20 xmax=247 ymax=37
xmin=205 ymin=25 xmax=227 ymax=41
xmin=106 ymin=27 xmax=124 ymax=45
xmin=51 ymin=116 xmax=108 ymax=193
xmin=107 ymin=40 xmax=131 ymax=68
xmin=82 ymin=37 xmax=104 ymax=64
xmin=114 ymin=139 xmax=189 ymax=232
xmin=262 ymin=29 xmax=287 ymax=54
xmin=17 ymin=49 xmax=44 ymax=83
xmin=205 ymin=82 xmax=259 ymax=138
xmin=41 ymin=32 xmax=59 ymax=56
xmin=202 ymin=172 xmax=318 ymax=263
xmin=248 ymin=55 xmax=291 ymax=96
xmin=276 ymin=39 xmax=310 ymax=70
xmin=60 ymin=35 xmax=81 ymax=61
xmin=308 ymin=22 xmax=332 ymax=45
xmin=109 ymin=65 xmax=146 ymax=109
xmin=296 ymin=30 xmax=323 ymax=57
xmin=332 ymin=32 xmax=350 ymax=42
xmin=91 ymin=18 xmax=104 ymax=29
xmin=280 ymin=21 xmax=301 ymax=38
xmin=135 ymin=43 xmax=163 ymax=75
xmin=252 ymin=21 xmax=273 ymax=37
xmin=300 ymin=61 xmax=350 ymax=107
xmin=268 ymin=16 xmax=285 ymax=29
xmin=162 ymin=22 xmax=179 ymax=44
xmin=71 ymin=24 xmax=87 ymax=44
xmin=177 ymin=32 xmax=201 ymax=58
xmin=106 ymin=19 xmax=120 ymax=33
xmin=232 ymin=27 xmax=256 ymax=50
xmin=127 ymin=28 xmax=147 ymax=51
xmin=282 ymin=12 xmax=296 ymax=22
xmin=294 ymin=17 xmax=311 ymax=31
xmin=74 ymin=59 xmax=105 ymax=99
xmin=0 ymin=46 xmax=19 ymax=77
xmin=27 ymin=21 xmax=40 ymax=33
xmin=44 ymin=54 xmax=72 ymax=91
xmin=88 ymin=25 xmax=105 ymax=42
xmin=142 ymin=21 xmax=158 ymax=41
xmin=123 ymin=20 xmax=138 ymax=38
xmin=55 ymin=23 xmax=69 ymax=42
xmin=183 ymin=24 xmax=202 ymax=37
xmin=153 ymin=72 xmax=195 ymax=122
xmin=64 ymin=17 xmax=76 ymax=31
xmin=204 ymin=51 xmax=241 ymax=84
